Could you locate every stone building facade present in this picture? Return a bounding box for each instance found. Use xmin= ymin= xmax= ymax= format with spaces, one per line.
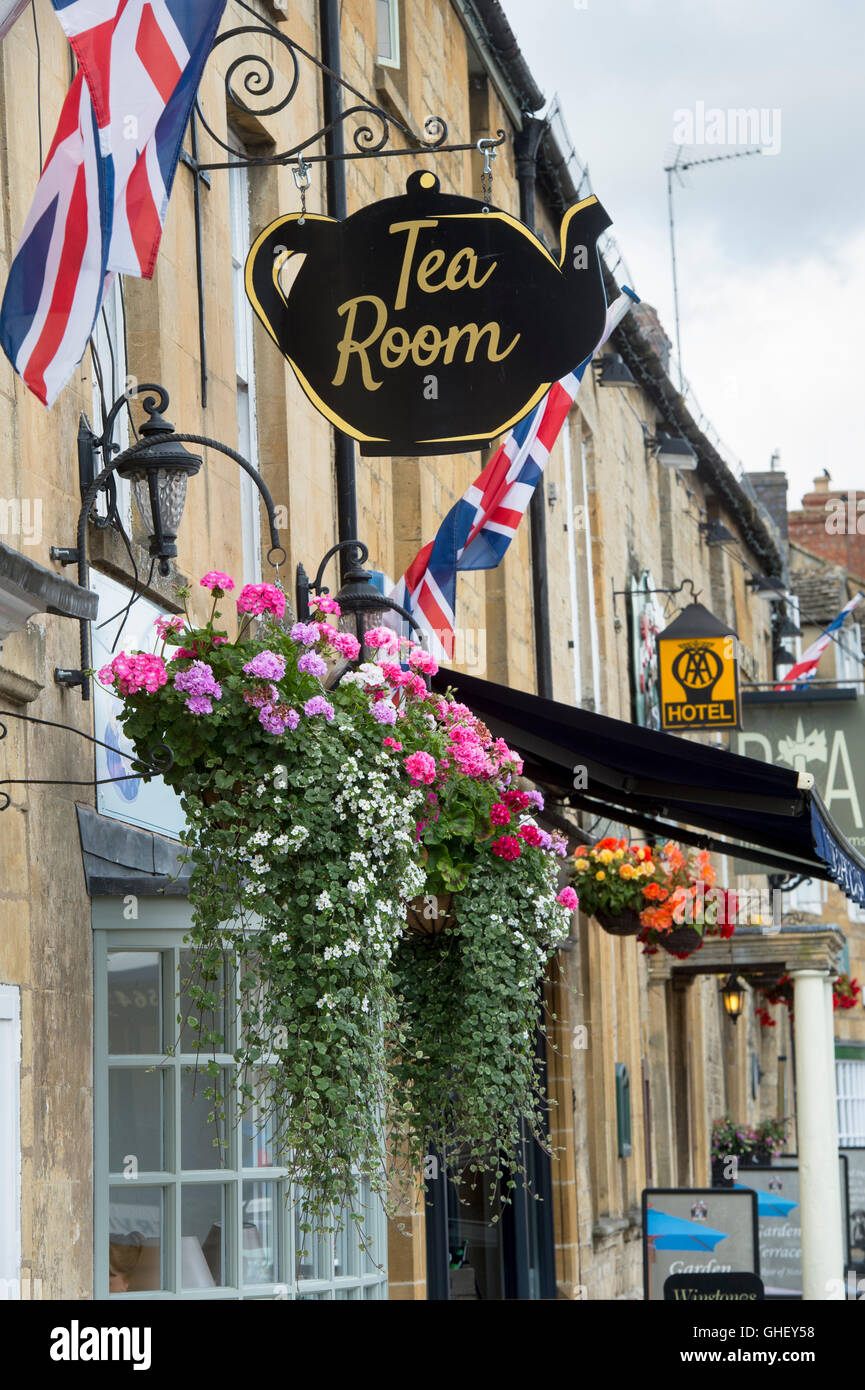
xmin=0 ymin=0 xmax=857 ymax=1303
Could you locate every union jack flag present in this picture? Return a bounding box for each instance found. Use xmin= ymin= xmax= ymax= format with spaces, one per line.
xmin=775 ymin=592 xmax=863 ymax=689
xmin=0 ymin=1 xmax=227 ymax=406
xmin=390 ymin=290 xmax=636 ymax=659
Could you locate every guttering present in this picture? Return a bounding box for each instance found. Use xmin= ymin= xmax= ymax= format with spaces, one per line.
xmin=453 ymin=0 xmax=542 ymax=125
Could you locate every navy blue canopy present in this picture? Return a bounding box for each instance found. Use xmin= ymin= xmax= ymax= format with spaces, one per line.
xmin=434 ymin=668 xmax=865 ymax=907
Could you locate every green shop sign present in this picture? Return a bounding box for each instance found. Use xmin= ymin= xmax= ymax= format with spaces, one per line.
xmin=736 ymin=693 xmax=865 ymax=853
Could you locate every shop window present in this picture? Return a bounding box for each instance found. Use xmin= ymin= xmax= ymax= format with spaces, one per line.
xmin=837 ymin=1058 xmax=865 ymax=1146
xmin=376 ymin=0 xmax=400 ymax=67
xmin=615 ymin=1063 xmax=632 ymax=1158
xmin=0 ymin=986 xmax=20 ymax=1297
xmin=93 ymin=907 xmax=389 ymax=1299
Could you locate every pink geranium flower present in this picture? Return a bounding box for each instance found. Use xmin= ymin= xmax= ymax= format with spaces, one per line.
xmin=154 ymin=615 xmax=185 ymax=640
xmin=557 ymin=887 xmax=579 ymax=911
xmin=99 ymin=652 xmax=168 ymax=696
xmin=404 ymin=751 xmax=436 ymax=785
xmin=200 ymin=571 xmax=235 ymax=594
xmin=408 ymin=647 xmax=438 ymax=676
xmin=237 ymin=583 xmax=286 ymax=619
xmin=310 ymin=594 xmax=341 ymax=616
xmin=490 ymin=802 xmax=511 ymax=826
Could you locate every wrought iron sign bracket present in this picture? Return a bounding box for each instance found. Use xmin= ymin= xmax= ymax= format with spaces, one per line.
xmin=190 ymin=1 xmax=508 ymax=176
xmin=0 ymin=709 xmax=174 ymax=811
xmin=611 ymin=576 xmax=701 ymax=618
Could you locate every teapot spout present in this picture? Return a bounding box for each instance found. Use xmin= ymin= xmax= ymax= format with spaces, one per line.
xmin=558 ymin=195 xmax=612 ymax=275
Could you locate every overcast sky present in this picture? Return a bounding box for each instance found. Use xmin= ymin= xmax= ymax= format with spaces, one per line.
xmin=502 ymin=0 xmax=864 ymax=508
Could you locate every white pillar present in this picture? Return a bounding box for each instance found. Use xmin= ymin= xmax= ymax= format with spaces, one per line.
xmin=792 ymin=969 xmax=844 ymax=1299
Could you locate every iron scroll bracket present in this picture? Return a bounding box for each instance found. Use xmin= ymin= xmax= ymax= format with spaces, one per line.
xmin=0 ymin=709 xmax=174 ymax=811
xmin=190 ymin=1 xmax=507 ymax=174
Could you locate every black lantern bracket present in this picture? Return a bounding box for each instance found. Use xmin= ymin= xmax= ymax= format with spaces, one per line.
xmin=296 ymin=539 xmax=418 ymax=633
xmin=0 ymin=708 xmax=174 ymax=811
xmin=192 ymin=1 xmax=507 ymax=176
xmin=50 ymin=382 xmax=287 ymax=701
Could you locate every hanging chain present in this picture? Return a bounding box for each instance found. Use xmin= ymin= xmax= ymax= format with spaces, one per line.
xmin=293 ymin=154 xmax=311 ymax=224
xmin=478 ymin=138 xmax=497 ymax=211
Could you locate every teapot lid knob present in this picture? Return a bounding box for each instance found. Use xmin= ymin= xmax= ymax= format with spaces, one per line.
xmin=407 ymin=170 xmax=440 ymax=197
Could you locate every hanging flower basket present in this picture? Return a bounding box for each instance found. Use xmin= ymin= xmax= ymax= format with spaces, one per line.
xmin=96 ymin=567 xmax=576 ymax=1230
xmin=405 ymin=893 xmax=458 ymax=935
xmin=594 ymin=906 xmax=643 ymax=937
xmin=658 ymin=924 xmax=704 ymax=957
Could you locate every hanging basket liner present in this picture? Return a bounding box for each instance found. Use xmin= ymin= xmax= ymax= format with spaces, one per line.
xmin=659 ymin=925 xmax=704 ymax=957
xmin=405 ymin=893 xmax=458 ymax=935
xmin=594 ymin=906 xmax=643 ymax=937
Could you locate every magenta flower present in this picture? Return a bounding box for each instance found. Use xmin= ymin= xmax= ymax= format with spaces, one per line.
xmin=290 ymin=621 xmax=320 ymax=647
xmin=304 ymin=695 xmax=335 ymax=721
xmin=200 ymin=571 xmax=235 ymax=594
xmin=406 ymin=675 xmax=426 ymax=698
xmin=517 ymin=824 xmax=543 ymax=847
xmin=286 ymin=708 xmax=300 ymax=731
xmin=315 ymin=622 xmax=340 ymax=644
xmin=99 ymin=652 xmax=168 ymax=696
xmin=408 ymin=647 xmax=438 ymax=676
xmin=491 ymin=835 xmax=522 ymax=861
xmin=404 ymin=751 xmax=436 ymax=785
xmin=298 ymin=651 xmax=328 ymax=679
xmin=557 ymin=887 xmax=579 ymax=911
xmin=383 ymin=737 xmax=403 ymax=751
xmin=490 ymin=802 xmax=511 ymax=826
xmin=154 ymin=614 xmax=185 ymax=640
xmin=243 ymin=650 xmax=286 ymax=682
xmin=310 ymin=594 xmax=341 ymax=616
xmin=364 ymin=626 xmax=399 ymax=653
xmin=331 ymin=631 xmax=360 ymax=661
xmin=237 ymin=582 xmax=286 ymax=619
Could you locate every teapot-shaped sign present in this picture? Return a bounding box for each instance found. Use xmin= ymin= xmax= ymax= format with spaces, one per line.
xmin=245 ymin=170 xmax=612 ymax=456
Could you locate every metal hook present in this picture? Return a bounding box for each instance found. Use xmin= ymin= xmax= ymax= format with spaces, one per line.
xmin=477 ymin=139 xmax=497 ymax=212
xmin=293 ymin=155 xmax=311 ymax=225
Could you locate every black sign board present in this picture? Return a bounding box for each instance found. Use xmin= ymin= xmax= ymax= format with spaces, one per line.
xmin=245 ymin=170 xmax=612 ymax=455
xmin=664 ymin=1272 xmax=764 ymax=1301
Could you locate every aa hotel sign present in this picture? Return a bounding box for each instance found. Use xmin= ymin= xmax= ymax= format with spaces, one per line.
xmin=657 ymin=603 xmax=742 ymax=732
xmin=246 ymin=171 xmax=612 ymax=455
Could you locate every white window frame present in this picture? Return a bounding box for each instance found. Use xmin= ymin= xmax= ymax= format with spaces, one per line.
xmin=0 ymin=985 xmax=21 ymax=1297
xmin=376 ymin=0 xmax=400 ymax=68
xmin=837 ymin=1059 xmax=865 ymax=1146
xmin=786 ymin=877 xmax=827 ymax=916
xmin=229 ymin=142 xmax=263 ymax=585
xmin=93 ymin=899 xmax=389 ymax=1300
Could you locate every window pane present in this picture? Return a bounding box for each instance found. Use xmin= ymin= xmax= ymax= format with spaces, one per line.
xmin=181 ymin=1067 xmax=229 ymax=1170
xmin=376 ymin=0 xmax=393 ymax=60
xmin=109 ymin=1187 xmax=163 ymax=1292
xmin=241 ymin=1085 xmax=277 ymax=1169
xmin=242 ymin=1180 xmax=277 ymax=1285
xmin=335 ymin=1214 xmax=360 ymax=1279
xmin=182 ymin=1184 xmax=228 ymax=1288
xmin=108 ymin=1068 xmax=164 ymax=1173
xmin=178 ymin=951 xmax=230 ymax=1055
xmin=108 ymin=952 xmax=161 ymax=1054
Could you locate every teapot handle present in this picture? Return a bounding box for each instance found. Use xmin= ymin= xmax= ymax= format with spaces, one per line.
xmin=244 ymin=214 xmax=335 ymax=347
xmin=558 ymin=196 xmax=613 ymax=273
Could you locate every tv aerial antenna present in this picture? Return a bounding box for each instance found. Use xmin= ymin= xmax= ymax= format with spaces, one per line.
xmin=664 ymin=146 xmax=763 ymax=392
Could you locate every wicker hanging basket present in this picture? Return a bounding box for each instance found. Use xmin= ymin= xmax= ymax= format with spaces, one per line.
xmin=594 ymin=906 xmax=643 ymax=937
xmin=405 ymin=892 xmax=458 ymax=936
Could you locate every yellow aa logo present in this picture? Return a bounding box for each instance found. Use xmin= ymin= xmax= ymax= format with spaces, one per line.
xmin=659 ymin=636 xmax=739 ymax=730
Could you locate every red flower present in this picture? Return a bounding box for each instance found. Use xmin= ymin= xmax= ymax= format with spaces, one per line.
xmin=517 ymin=824 xmax=543 ymax=846
xmin=490 ymin=802 xmax=511 ymax=826
xmin=491 ymin=835 xmax=522 ymax=861
xmin=503 ymin=789 xmax=531 ymax=810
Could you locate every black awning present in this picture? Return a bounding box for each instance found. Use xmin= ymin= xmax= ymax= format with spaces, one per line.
xmin=434 ymin=668 xmax=865 ymax=904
